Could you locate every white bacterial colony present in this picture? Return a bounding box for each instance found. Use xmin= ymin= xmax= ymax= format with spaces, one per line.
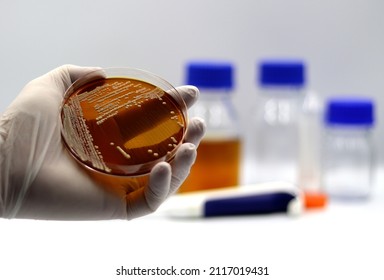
xmin=62 ymin=79 xmax=182 ymax=173
xmin=62 ymin=95 xmax=112 ymax=173
xmin=76 ymin=80 xmax=164 ymax=125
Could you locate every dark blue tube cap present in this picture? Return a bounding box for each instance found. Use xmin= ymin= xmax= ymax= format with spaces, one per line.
xmin=325 ymin=97 xmax=375 ymax=126
xmin=186 ymin=61 xmax=234 ymax=90
xmin=258 ymin=60 xmax=305 ymax=87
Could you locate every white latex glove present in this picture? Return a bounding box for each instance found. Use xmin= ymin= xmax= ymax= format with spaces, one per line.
xmin=0 ymin=65 xmax=205 ymax=220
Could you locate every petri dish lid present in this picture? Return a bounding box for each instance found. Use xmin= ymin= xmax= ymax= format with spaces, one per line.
xmin=61 ymin=67 xmax=188 ymax=176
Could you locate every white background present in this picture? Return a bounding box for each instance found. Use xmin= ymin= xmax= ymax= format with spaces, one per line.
xmin=1 ymin=0 xmax=384 ymax=279
xmin=1 ymin=0 xmax=384 ymax=155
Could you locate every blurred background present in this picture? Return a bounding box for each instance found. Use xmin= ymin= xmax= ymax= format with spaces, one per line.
xmin=1 ymin=0 xmax=384 ymax=279
xmin=1 ymin=0 xmax=384 ymax=164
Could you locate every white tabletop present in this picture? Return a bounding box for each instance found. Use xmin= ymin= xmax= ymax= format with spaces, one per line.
xmin=1 ymin=179 xmax=383 ymax=280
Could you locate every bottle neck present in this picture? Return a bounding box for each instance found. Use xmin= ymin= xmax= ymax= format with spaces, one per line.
xmin=259 ymin=86 xmax=305 ymax=99
xmin=325 ymin=125 xmax=373 ymax=137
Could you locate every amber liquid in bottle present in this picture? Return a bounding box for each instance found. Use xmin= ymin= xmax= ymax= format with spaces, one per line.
xmin=61 ymin=77 xmax=186 ymax=197
xmin=178 ymin=137 xmax=241 ymax=193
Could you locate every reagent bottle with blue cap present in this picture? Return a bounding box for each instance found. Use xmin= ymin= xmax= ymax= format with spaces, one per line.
xmin=179 ymin=60 xmax=241 ymax=192
xmin=246 ymin=59 xmax=305 ymax=185
xmin=322 ymin=96 xmax=375 ymax=200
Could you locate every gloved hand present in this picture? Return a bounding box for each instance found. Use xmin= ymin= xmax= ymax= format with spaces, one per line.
xmin=0 ymin=65 xmax=205 ymax=220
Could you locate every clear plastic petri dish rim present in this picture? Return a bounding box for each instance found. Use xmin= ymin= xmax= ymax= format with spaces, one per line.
xmin=60 ymin=67 xmax=188 ymax=177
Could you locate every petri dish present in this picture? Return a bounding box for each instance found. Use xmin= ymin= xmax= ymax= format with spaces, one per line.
xmin=61 ymin=67 xmax=188 ymax=196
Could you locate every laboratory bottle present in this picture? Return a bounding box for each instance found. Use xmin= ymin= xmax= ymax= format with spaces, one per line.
xmin=246 ymin=60 xmax=305 ymax=185
xmin=322 ymin=97 xmax=375 ymax=200
xmin=178 ymin=61 xmax=241 ymax=193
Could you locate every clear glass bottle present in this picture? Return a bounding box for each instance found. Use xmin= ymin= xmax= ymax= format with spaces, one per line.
xmin=322 ymin=97 xmax=375 ymax=200
xmin=178 ymin=60 xmax=241 ymax=193
xmin=246 ymin=59 xmax=305 ymax=185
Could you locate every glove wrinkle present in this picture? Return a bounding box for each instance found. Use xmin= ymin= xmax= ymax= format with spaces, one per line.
xmin=3 ymin=111 xmax=56 ymax=218
xmin=145 ymin=162 xmax=171 ymax=211
xmin=169 ymin=143 xmax=197 ymax=194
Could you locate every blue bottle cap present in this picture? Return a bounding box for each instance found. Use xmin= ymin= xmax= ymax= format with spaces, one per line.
xmin=186 ymin=61 xmax=234 ymax=90
xmin=325 ymin=97 xmax=375 ymax=126
xmin=258 ymin=60 xmax=305 ymax=87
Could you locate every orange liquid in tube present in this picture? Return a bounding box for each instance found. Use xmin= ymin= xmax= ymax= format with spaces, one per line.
xmin=61 ymin=75 xmax=187 ymax=197
xmin=178 ymin=137 xmax=241 ymax=193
